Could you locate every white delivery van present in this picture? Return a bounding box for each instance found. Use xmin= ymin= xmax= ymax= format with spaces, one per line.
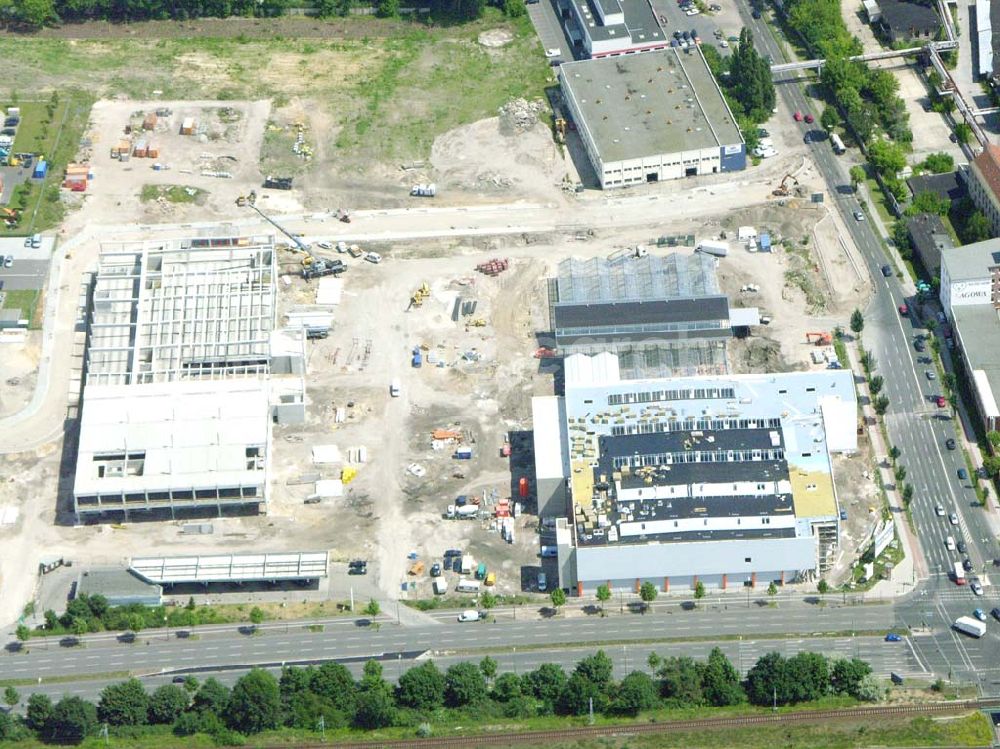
xmin=432 ymin=579 xmax=447 ymax=595
xmin=455 ymin=578 xmax=480 ymax=594
xmin=389 ymin=378 xmax=401 ymax=397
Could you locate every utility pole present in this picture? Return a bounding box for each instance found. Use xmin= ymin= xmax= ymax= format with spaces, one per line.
xmin=317 ymin=716 xmax=325 ymax=741
xmin=588 ymin=697 xmax=594 ymax=725
xmin=772 ymin=687 xmax=777 ymax=713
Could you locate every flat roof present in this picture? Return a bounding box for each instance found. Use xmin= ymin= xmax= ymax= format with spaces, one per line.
xmin=953 ymin=304 xmax=1000 ymax=412
xmin=532 ymin=396 xmax=571 ymax=480
xmin=130 ymin=552 xmax=328 ymax=584
xmin=941 ymin=238 xmax=1000 ymax=282
xmin=561 ymin=48 xmax=743 ymax=164
xmin=571 ymin=0 xmax=664 ymax=45
xmin=554 ymin=254 xmax=720 ymax=305
xmin=554 ymin=296 xmax=730 ymax=331
xmin=76 ymin=569 xmax=162 ymax=604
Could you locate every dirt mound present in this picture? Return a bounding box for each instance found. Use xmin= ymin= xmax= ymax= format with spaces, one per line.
xmin=478 ymin=28 xmax=514 ymax=48
xmin=498 ymin=98 xmax=546 ymax=135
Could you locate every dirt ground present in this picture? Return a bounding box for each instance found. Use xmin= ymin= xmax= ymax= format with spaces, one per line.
xmin=0 ymin=332 xmax=41 ymax=419
xmin=63 ymin=99 xmax=271 ymax=233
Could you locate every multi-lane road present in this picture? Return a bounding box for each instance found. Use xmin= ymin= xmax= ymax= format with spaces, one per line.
xmin=740 ymin=0 xmax=1000 ymax=688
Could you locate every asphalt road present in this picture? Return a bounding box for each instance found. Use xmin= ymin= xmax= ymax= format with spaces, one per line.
xmin=739 ymin=0 xmax=999 ymax=689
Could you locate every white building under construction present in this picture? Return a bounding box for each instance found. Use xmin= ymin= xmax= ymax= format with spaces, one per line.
xmin=72 ymin=235 xmax=305 ymax=521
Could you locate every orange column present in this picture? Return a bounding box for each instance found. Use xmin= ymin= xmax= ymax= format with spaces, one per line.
xmin=721 ymin=574 xmax=727 ymax=590
xmin=692 ymin=575 xmax=698 ymax=590
xmin=780 ymin=571 xmax=785 ymax=585
xmin=663 ymin=577 xmax=669 ymax=593
xmin=634 ymin=578 xmax=641 ymax=593
xmin=750 ymin=572 xmax=757 ymax=588
xmin=577 ymin=582 xmax=583 ymax=597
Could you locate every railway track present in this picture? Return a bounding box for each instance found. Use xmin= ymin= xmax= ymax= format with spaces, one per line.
xmin=266 ymin=699 xmax=1000 ymax=748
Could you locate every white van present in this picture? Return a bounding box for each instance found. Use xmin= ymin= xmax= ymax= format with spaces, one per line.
xmin=389 ymin=378 xmax=401 ymax=397
xmin=455 ymin=578 xmax=480 ymax=594
xmin=946 ymin=536 xmax=956 ymax=551
xmin=537 ymin=572 xmax=547 ymax=592
xmin=432 ymin=579 xmax=447 ymax=595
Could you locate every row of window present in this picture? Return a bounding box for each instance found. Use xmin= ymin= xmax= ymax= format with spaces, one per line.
xmin=612 ymin=447 xmax=785 ymax=469
xmin=609 ymin=416 xmax=782 ymax=436
xmin=607 ymin=386 xmax=737 ymax=406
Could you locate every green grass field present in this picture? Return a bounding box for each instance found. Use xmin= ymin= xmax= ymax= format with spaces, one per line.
xmin=1 ymin=289 xmax=41 ymax=327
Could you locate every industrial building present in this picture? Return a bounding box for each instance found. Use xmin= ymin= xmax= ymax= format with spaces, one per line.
xmin=548 ymin=253 xmax=758 ymax=361
xmin=906 ymin=212 xmax=953 ymax=278
xmin=872 ymin=0 xmax=941 ymax=42
xmin=559 ymin=0 xmax=668 ymax=58
xmin=975 ymin=0 xmax=998 ymax=83
xmin=532 ymin=352 xmax=857 ymax=595
xmin=129 ymin=552 xmax=328 ymax=586
xmin=559 ymin=49 xmax=746 ymax=189
xmin=940 ymin=239 xmax=1000 ymax=432
xmin=72 ymin=235 xmax=305 ymax=521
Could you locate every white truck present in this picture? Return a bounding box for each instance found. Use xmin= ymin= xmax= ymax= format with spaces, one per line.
xmin=460 ymin=556 xmax=474 ymax=575
xmin=447 ymin=504 xmax=478 ymax=519
xmin=953 ymin=561 xmax=966 ymax=586
xmin=432 ymin=579 xmax=447 ymax=595
xmin=696 ymin=240 xmax=729 ymax=257
xmin=455 ymin=578 xmax=480 ymax=594
xmin=954 ymin=616 xmax=986 ymax=638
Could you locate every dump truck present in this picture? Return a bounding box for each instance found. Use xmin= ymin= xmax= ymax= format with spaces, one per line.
xmin=954 ymin=616 xmax=986 ymax=637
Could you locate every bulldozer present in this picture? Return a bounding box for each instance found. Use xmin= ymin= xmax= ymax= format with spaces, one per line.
xmin=467 ymin=318 xmax=486 ymax=328
xmin=772 ymin=173 xmax=798 ymax=198
xmin=235 ymin=190 xmax=257 ymax=208
xmin=408 ymin=283 xmax=430 ymax=310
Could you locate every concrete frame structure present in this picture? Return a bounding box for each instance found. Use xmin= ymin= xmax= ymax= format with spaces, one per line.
xmin=73 ymin=235 xmax=304 ymax=521
xmin=939 ymin=239 xmax=1000 ymax=432
xmin=130 ymin=552 xmax=328 ymax=585
xmin=559 ymin=49 xmax=745 ymax=189
xmin=532 ymin=353 xmax=857 ymax=595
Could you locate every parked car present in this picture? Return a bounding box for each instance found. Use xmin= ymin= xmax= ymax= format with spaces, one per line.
xmin=975 ymin=608 xmax=987 ymax=621
xmin=793 ymin=111 xmax=803 ymax=122
xmin=935 ymin=395 xmax=946 ymax=407
xmin=853 ymin=210 xmax=865 ymax=221
xmin=363 ymin=251 xmax=382 ymax=264
xmin=925 ymin=370 xmax=936 ymax=380
xmin=958 ymin=468 xmax=969 ymax=481
xmin=804 ymin=113 xmax=814 ymax=123
xmin=884 ymin=633 xmax=902 ymax=642
xmin=430 ymin=563 xmax=441 ymax=577
xmin=545 ymin=48 xmax=561 ymax=58
xmin=991 ymin=607 xmax=1000 ymax=622
xmin=719 ymin=39 xmax=729 ymax=47
xmin=751 ymin=7 xmax=761 ymax=17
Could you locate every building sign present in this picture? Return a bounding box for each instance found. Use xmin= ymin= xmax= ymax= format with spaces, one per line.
xmin=872 ymin=518 xmax=895 ymax=559
xmin=723 ymin=145 xmax=742 ymax=155
xmin=951 ymin=280 xmax=991 ymax=306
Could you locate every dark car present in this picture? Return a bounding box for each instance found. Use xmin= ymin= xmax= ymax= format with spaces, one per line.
xmin=991 ymin=607 xmax=1000 ymax=622
xmin=946 ymin=438 xmax=956 ymax=450
xmin=915 ymin=340 xmax=925 ymax=352
xmin=59 ymin=637 xmax=81 ymax=647
xmin=884 ymin=633 xmax=902 ymax=642
xmin=443 ymin=555 xmax=453 ymax=571
xmin=957 ymin=539 xmax=967 ymax=554
xmin=348 ymin=560 xmax=368 ymax=575
xmin=881 ymin=265 xmax=892 ymax=277
xmin=444 ymin=549 xmax=462 ymax=557
xmin=958 ymin=468 xmax=969 ymax=481
xmin=751 ymin=7 xmax=761 ymax=17
xmin=963 ymin=558 xmax=974 ymax=572
xmin=430 ymin=563 xmax=442 ymax=577
xmin=172 ymin=676 xmax=187 ymax=684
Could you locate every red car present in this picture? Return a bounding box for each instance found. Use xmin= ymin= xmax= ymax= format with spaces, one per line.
xmin=793 ymin=111 xmax=803 ymax=122
xmin=804 ymin=113 xmax=815 ymax=124
xmin=898 ymin=303 xmax=908 ymax=316
xmin=935 ymin=396 xmax=947 ymax=408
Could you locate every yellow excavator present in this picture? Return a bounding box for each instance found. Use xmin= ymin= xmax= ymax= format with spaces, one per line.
xmin=235 ymin=190 xmax=257 ymax=207
xmin=467 ymin=318 xmax=486 ymax=328
xmin=409 ymin=283 xmax=430 ymax=310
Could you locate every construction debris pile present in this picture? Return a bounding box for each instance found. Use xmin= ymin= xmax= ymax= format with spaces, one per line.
xmin=498 ymin=98 xmax=545 ymax=135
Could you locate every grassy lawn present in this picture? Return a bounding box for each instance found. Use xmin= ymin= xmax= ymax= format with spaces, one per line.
xmin=0 ymin=12 xmax=551 ymax=173
xmin=139 ymin=184 xmax=206 ymax=204
xmin=0 ymin=90 xmax=94 ymax=236
xmin=1 ymin=288 xmax=40 ymax=327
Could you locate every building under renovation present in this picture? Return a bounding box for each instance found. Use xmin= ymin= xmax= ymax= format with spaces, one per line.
xmin=548 ymin=252 xmax=757 ymax=377
xmin=72 ymin=235 xmax=305 ymax=521
xmin=532 ymin=352 xmax=857 ymax=595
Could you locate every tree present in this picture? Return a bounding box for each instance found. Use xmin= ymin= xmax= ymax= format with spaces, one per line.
xmin=375 ymin=0 xmax=398 ymax=15
xmin=658 ymin=656 xmax=704 ymax=704
xmin=639 ymin=581 xmax=658 ymax=612
xmin=445 ymin=661 xmax=488 ymax=707
xmin=817 ymin=579 xmax=830 ymax=595
xmin=147 ymin=684 xmax=189 ymax=724
xmin=310 ymin=663 xmax=357 ymax=715
xmin=525 ymin=663 xmax=567 ymax=707
xmin=43 ymin=609 xmax=58 ymax=630
xmin=873 ymin=395 xmax=889 ymax=415
xmin=964 ymin=211 xmax=992 ymax=243
xmin=867 ymin=140 xmax=906 ymax=177
xmin=26 ymin=693 xmax=53 ymax=732
xmin=850 ymin=308 xmax=864 ymax=334
xmin=728 ymin=28 xmax=776 ymax=119
xmin=3 ymin=686 xmax=19 ymax=709
xmin=550 ymin=588 xmax=566 ymax=611
xmin=480 ymin=656 xmax=498 ymax=683
xmin=830 ymin=658 xmax=872 ymax=696
xmin=492 ymin=672 xmax=523 ymax=702
xmin=902 ymin=483 xmax=914 ymax=505
xmin=71 ymin=617 xmax=88 ymax=636
xmin=44 ymin=696 xmax=97 ymax=744
xmin=854 ymin=673 xmax=885 ymax=702
xmin=954 ymin=123 xmax=972 ymax=144
xmin=612 ymin=671 xmax=659 ymax=715
xmin=595 ymin=584 xmax=611 ymax=611
xmin=889 ymin=445 xmax=900 ymax=461
xmin=849 ymin=165 xmax=866 ymax=191
xmin=15 ymin=624 xmax=30 ymax=642
xmin=767 ymin=581 xmax=778 ymax=597
xmin=693 ymin=581 xmax=706 ymax=601
xmin=784 ymin=652 xmax=830 ymax=702
xmin=982 ymin=455 xmax=1000 ymax=478
xmin=746 ymin=651 xmax=789 ymax=706
xmin=701 ymin=647 xmax=746 ymax=706
xmin=894 ymin=465 xmax=907 ymax=482
xmin=921 ymin=152 xmax=954 ymax=174
xmin=502 ymin=0 xmax=525 ymax=16
xmin=0 ymin=711 xmax=17 ymax=742
xmin=396 ymin=661 xmax=445 ymax=711
xmin=13 ymin=0 xmax=56 ymax=27
xmin=820 ymin=105 xmax=839 ymax=132
xmin=869 ymin=375 xmax=884 ymax=396
xmin=987 ymin=430 xmax=1000 ymax=448
xmin=353 ymin=687 xmax=396 ymax=729
xmin=227 ymin=668 xmax=281 ymax=734
xmin=574 ymin=650 xmax=614 ymax=692
xmin=249 ymin=606 xmax=264 ymax=624
xmin=98 ymin=678 xmax=149 ymax=726
xmin=480 ymin=591 xmax=498 ymax=610
xmin=363 ymin=599 xmax=381 ymax=617
xmin=192 ymin=678 xmax=230 ymax=715
xmin=859 ymin=348 xmax=876 ymax=373
xmin=558 ymin=671 xmax=607 ymax=715
xmin=907 ymin=191 xmax=950 ymax=217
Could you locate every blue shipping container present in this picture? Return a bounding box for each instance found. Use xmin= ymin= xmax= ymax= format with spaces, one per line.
xmin=32 ymin=160 xmax=47 ymax=179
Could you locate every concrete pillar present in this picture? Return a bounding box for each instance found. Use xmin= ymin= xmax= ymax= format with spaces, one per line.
xmin=780 ymin=570 xmax=785 ymax=585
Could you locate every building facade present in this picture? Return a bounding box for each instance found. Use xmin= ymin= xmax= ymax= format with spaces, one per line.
xmin=964 ymin=145 xmax=1000 ymax=238
xmin=532 ymin=353 xmax=857 ymax=595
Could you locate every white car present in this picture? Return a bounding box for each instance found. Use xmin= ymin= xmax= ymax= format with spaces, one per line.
xmin=719 ymin=40 xmax=729 ymax=47
xmin=686 ymin=7 xmax=701 ymax=14
xmin=950 ymin=513 xmax=959 ymax=526
xmin=406 ymin=463 xmax=427 ymax=478
xmin=457 ymin=610 xmax=481 ymax=622
xmin=316 ymin=241 xmax=332 ymax=250
xmin=545 ymin=48 xmax=561 ymax=58
xmin=363 ymin=251 xmax=382 ymax=264
xmin=935 ymin=504 xmax=945 ymax=517
xmin=971 ymin=579 xmax=984 ymax=596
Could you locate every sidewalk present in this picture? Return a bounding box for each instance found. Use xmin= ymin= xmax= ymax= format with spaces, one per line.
xmin=844 ymin=341 xmax=929 ymax=584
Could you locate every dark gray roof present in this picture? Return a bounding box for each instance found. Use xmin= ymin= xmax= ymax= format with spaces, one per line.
xmin=76 ymin=568 xmax=163 ymax=606
xmin=907 ymin=172 xmax=965 ymax=203
xmin=878 ymin=0 xmax=940 ymax=35
xmin=554 ymin=296 xmax=730 ymax=330
xmin=571 ymin=0 xmax=664 ymax=45
xmin=906 ymin=212 xmax=953 ymax=276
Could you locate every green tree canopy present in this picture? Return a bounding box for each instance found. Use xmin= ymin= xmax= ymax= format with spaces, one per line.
xmin=311 ymin=662 xmax=357 ymax=715
xmin=44 ymin=696 xmax=98 ymax=744
xmin=701 ymin=647 xmax=745 ymax=706
xmin=492 ymin=672 xmax=524 ymax=702
xmin=396 ymin=661 xmax=445 ymax=711
xmin=98 ymin=678 xmax=149 ymax=726
xmin=444 ymin=661 xmax=488 ymax=707
xmin=612 ymin=671 xmax=659 ymax=715
xmin=192 ymin=678 xmax=230 ymax=714
xmin=147 ymin=684 xmax=189 ymax=724
xmin=26 ymin=693 xmax=53 ymax=732
xmin=227 ymin=668 xmax=281 ymax=734
xmin=353 ymin=687 xmax=396 ymax=729
xmin=658 ymin=656 xmax=704 ymax=705
xmin=524 ymin=663 xmax=567 ymax=707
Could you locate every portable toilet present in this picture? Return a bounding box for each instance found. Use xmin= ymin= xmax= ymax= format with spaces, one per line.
xmin=476 ymin=562 xmax=487 ymax=580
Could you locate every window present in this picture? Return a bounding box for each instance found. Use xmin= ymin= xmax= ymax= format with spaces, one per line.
xmin=745 ymin=557 xmax=751 ymax=563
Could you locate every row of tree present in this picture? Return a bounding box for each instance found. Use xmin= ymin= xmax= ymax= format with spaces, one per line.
xmin=3 ymin=0 xmax=495 ymax=28
xmin=0 ymin=648 xmax=882 ymax=745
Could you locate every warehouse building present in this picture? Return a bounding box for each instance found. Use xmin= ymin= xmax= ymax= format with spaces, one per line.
xmin=73 ymin=236 xmax=305 ymax=521
xmin=549 ymin=252 xmax=758 ymax=355
xmin=559 ymin=0 xmax=668 ymax=58
xmin=559 ymin=49 xmax=746 ymax=189
xmin=939 ymin=239 xmax=1000 ymax=432
xmin=532 ymin=352 xmax=857 ymax=595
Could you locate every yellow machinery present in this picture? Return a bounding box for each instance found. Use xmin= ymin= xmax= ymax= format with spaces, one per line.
xmin=409 ymin=283 xmax=431 ymax=309
xmin=468 ymin=318 xmax=486 ymax=327
xmin=341 ymin=467 xmax=358 ymax=484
